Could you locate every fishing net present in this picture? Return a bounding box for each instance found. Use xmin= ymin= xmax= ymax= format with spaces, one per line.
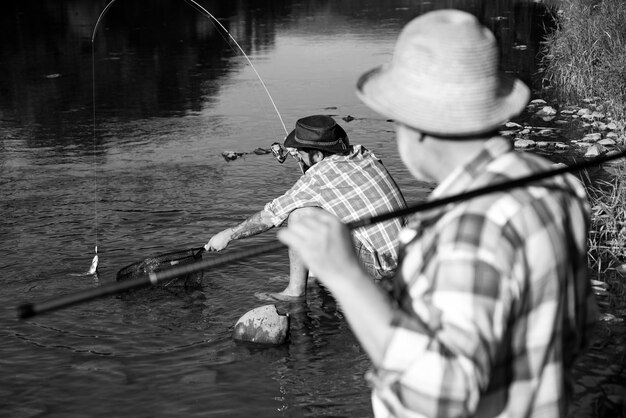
xmin=116 ymin=247 xmax=204 ymax=290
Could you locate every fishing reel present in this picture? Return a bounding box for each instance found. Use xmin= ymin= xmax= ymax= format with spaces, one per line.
xmin=270 ymin=142 xmax=299 ymax=164
xmin=271 ymin=142 xmax=306 ymax=174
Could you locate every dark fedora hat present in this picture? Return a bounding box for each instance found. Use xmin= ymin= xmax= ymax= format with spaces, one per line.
xmin=284 ymin=115 xmax=349 ymax=154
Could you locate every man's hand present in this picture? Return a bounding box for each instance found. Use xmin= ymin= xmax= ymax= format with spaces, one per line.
xmin=205 ymin=228 xmax=233 ymax=251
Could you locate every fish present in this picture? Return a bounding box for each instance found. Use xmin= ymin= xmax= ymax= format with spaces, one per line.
xmin=87 ymin=246 xmax=99 ymax=275
xmin=69 ymin=246 xmax=99 ymax=277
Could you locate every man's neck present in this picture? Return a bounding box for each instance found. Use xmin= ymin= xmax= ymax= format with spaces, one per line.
xmin=423 ymin=135 xmax=502 ymax=183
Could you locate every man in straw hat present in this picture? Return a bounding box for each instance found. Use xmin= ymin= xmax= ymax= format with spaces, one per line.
xmin=205 ymin=114 xmax=406 ymax=302
xmin=277 ymin=9 xmax=597 ymax=417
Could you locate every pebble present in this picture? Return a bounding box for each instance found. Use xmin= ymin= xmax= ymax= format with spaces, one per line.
xmin=582 ymin=133 xmax=602 ymax=142
xmin=514 ymin=139 xmax=536 ymax=148
xmin=536 ymin=106 xmax=557 ymax=117
xmin=584 ymin=144 xmax=607 ymax=158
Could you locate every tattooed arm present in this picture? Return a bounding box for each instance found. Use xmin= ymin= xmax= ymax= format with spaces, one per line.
xmin=205 ymin=209 xmax=275 ymax=251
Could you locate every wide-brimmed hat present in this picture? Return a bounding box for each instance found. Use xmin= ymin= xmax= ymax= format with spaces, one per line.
xmin=356 ymin=9 xmax=530 ymax=137
xmin=284 ymin=115 xmax=349 ymax=154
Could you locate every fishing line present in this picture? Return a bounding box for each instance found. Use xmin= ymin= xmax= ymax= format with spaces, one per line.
xmin=182 ymin=0 xmax=288 ymax=135
xmin=85 ymin=0 xmax=291 ymax=270
xmin=16 ymin=147 xmax=626 ymax=319
xmin=86 ymin=0 xmax=119 ymax=273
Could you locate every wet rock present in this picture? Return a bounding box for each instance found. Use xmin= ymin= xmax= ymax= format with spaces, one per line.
xmin=555 ymin=143 xmax=570 ymax=150
xmin=233 ymin=304 xmax=289 ymax=345
xmin=598 ymin=138 xmax=616 ymax=146
xmin=342 ymin=115 xmax=355 ymax=122
xmin=253 ymin=147 xmax=271 ymax=155
xmin=530 ymin=99 xmax=547 ymax=106
xmin=536 ymin=128 xmax=555 ymax=136
xmin=582 ymin=133 xmax=602 ymax=142
xmin=536 ymin=106 xmax=557 ymax=117
xmin=504 ymin=121 xmax=523 ymax=129
xmin=584 ymin=144 xmax=607 ymax=158
xmin=221 ymin=151 xmax=244 ymax=161
xmin=593 ymin=121 xmax=607 ymax=130
xmin=514 ymin=139 xmax=535 ymax=149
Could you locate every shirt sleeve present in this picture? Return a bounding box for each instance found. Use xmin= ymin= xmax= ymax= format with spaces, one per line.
xmin=263 ymin=172 xmax=321 ymax=226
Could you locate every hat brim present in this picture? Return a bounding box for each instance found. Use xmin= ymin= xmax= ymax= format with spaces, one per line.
xmin=283 ymin=126 xmax=349 ymax=154
xmin=284 ymin=129 xmax=298 ymax=148
xmin=356 ymin=65 xmax=530 ymax=137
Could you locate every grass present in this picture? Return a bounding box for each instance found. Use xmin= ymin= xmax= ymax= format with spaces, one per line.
xmin=540 ymin=0 xmax=626 ymax=310
xmin=580 ymin=166 xmax=626 ymax=311
xmin=583 ymin=169 xmax=626 ymax=274
xmin=540 ymin=0 xmax=626 ymax=123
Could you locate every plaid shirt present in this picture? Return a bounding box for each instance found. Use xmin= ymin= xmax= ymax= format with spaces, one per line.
xmin=369 ymin=138 xmax=597 ymax=418
xmin=264 ymin=145 xmax=406 ymax=273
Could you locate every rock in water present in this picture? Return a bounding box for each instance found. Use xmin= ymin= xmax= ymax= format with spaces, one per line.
xmin=221 ymin=151 xmax=244 ymax=161
xmin=232 ymin=304 xmax=289 ymax=345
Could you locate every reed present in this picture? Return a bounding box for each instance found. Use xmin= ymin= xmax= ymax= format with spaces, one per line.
xmin=580 ymin=167 xmax=626 ymax=310
xmin=541 ymin=0 xmax=626 ymax=122
xmin=583 ymin=169 xmax=626 ymax=273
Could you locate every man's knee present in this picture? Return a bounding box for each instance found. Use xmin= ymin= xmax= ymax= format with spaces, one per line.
xmin=288 ymin=206 xmax=325 ymax=224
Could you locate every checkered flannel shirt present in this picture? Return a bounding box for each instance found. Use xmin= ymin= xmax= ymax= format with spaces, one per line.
xmin=369 ymin=137 xmax=597 ymax=418
xmin=264 ymin=144 xmax=407 ymax=274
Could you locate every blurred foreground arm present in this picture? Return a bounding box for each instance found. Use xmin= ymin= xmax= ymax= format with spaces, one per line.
xmin=277 ymin=210 xmax=395 ymax=364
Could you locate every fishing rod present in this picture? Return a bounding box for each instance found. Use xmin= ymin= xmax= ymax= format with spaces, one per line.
xmin=86 ymin=1 xmax=298 ymax=272
xmin=16 ymin=147 xmax=626 ymax=319
xmin=93 ymin=0 xmax=288 ymax=135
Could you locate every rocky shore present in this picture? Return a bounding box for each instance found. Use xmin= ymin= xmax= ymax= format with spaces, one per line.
xmin=504 ymin=98 xmax=625 ymax=158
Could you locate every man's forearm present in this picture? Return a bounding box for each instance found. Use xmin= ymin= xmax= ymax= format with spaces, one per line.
xmin=230 ymin=209 xmax=274 ymax=240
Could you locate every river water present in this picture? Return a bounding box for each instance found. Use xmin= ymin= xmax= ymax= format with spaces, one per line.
xmin=1 ymin=1 xmax=622 ymax=417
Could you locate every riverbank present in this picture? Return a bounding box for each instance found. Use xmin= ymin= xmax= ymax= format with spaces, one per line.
xmin=537 ymin=1 xmax=626 ymax=415
xmin=537 ymin=0 xmax=626 ymax=305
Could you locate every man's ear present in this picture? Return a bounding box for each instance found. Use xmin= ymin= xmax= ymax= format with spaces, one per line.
xmin=312 ymin=150 xmax=325 ymax=162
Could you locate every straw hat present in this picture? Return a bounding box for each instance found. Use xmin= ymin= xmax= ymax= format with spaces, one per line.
xmin=284 ymin=115 xmax=349 ymax=154
xmin=357 ymin=9 xmax=530 ymax=137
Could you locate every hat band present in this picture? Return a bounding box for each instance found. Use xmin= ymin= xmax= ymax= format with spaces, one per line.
xmin=294 ymin=135 xmax=342 ymax=147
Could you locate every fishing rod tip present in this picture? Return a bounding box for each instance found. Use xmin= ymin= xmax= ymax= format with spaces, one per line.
xmin=16 ymin=303 xmax=36 ymax=320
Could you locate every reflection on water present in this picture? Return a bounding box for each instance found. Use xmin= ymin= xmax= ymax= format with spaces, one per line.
xmin=4 ymin=1 xmax=617 ymax=417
